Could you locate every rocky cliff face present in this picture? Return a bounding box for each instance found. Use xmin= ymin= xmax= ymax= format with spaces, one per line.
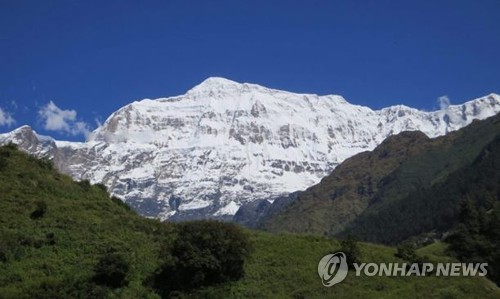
xmin=1 ymin=77 xmax=499 ymax=220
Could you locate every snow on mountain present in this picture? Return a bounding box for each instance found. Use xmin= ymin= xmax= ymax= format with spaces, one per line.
xmin=0 ymin=125 xmax=57 ymax=158
xmin=1 ymin=77 xmax=499 ymax=220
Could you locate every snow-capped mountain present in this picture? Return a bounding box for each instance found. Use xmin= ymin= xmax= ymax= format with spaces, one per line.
xmin=1 ymin=77 xmax=499 ymax=220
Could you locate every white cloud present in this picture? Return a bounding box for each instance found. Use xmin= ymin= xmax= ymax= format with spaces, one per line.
xmin=10 ymin=100 xmax=18 ymax=110
xmin=38 ymin=101 xmax=91 ymax=137
xmin=438 ymin=95 xmax=451 ymax=110
xmin=94 ymin=116 xmax=102 ymax=127
xmin=0 ymin=107 xmax=15 ymax=127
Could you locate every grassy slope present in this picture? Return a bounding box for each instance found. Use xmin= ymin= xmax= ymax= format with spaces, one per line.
xmin=193 ymin=232 xmax=500 ymax=298
xmin=0 ymin=145 xmax=499 ymax=298
xmin=0 ymin=144 xmax=170 ymax=298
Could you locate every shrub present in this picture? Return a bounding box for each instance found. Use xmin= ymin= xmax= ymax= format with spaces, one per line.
xmin=92 ymin=251 xmax=129 ymax=288
xmin=3 ymin=142 xmax=18 ymax=150
xmin=395 ymin=243 xmax=418 ymax=262
xmin=151 ymin=221 xmax=251 ymax=296
xmin=0 ymin=156 xmax=7 ymax=171
xmin=0 ymin=231 xmax=19 ymax=263
xmin=95 ymin=183 xmax=108 ymax=192
xmin=77 ymin=179 xmax=92 ymax=191
xmin=46 ymin=232 xmax=56 ymax=246
xmin=30 ymin=200 xmax=47 ymax=219
xmin=446 ymin=201 xmax=500 ymax=286
xmin=340 ymin=236 xmax=361 ymax=267
xmin=110 ymin=196 xmax=131 ymax=211
xmin=37 ymin=158 xmax=54 ymax=170
xmin=0 ymin=144 xmax=12 ymax=170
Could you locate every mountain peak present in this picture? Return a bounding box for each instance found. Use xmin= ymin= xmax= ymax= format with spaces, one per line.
xmin=188 ymin=77 xmax=242 ymax=92
xmin=0 ymin=125 xmax=56 ymax=157
xmin=9 ymin=125 xmax=54 ymax=142
xmin=12 ymin=125 xmax=34 ymax=132
xmin=200 ymin=76 xmax=240 ymax=86
xmin=3 ymin=125 xmax=37 ymax=140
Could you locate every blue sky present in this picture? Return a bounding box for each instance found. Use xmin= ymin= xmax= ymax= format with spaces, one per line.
xmin=0 ymin=0 xmax=499 ymax=141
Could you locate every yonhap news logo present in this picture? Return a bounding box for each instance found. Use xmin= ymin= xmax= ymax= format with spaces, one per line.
xmin=317 ymin=252 xmax=349 ymax=286
xmin=318 ymin=252 xmax=488 ymax=287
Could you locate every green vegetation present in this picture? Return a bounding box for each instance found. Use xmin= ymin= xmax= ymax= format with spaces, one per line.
xmin=0 ymin=144 xmax=249 ymax=298
xmin=0 ymin=143 xmax=499 ymax=297
xmin=262 ymin=131 xmax=436 ymax=236
xmin=92 ymin=251 xmax=130 ymax=288
xmin=0 ymin=144 xmax=170 ymax=297
xmin=446 ymin=200 xmax=500 ymax=285
xmin=263 ymin=114 xmax=500 ymax=247
xmin=395 ymin=243 xmax=419 ymax=263
xmin=340 ymin=236 xmax=361 ymax=267
xmin=149 ymin=220 xmax=251 ymax=297
xmin=342 ymin=132 xmax=500 ymax=245
xmin=187 ymin=232 xmax=500 ymax=298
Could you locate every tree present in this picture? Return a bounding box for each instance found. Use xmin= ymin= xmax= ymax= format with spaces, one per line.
xmin=93 ymin=252 xmax=129 ymax=288
xmin=340 ymin=235 xmax=361 ymax=267
xmin=446 ymin=200 xmax=500 ymax=286
xmin=459 ymin=199 xmax=480 ymax=233
xmin=77 ymin=179 xmax=92 ymax=191
xmin=395 ymin=243 xmax=419 ymax=262
xmin=151 ymin=221 xmax=251 ymax=296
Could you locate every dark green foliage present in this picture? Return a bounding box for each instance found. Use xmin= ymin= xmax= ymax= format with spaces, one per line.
xmin=37 ymin=158 xmax=54 ymax=170
xmin=46 ymin=232 xmax=56 ymax=246
xmin=0 ymin=156 xmax=7 ymax=171
xmin=0 ymin=230 xmax=22 ymax=263
xmin=458 ymin=200 xmax=481 ymax=233
xmin=94 ymin=183 xmax=107 ymax=192
xmin=446 ymin=200 xmax=500 ymax=286
xmin=110 ymin=195 xmax=131 ymax=211
xmin=395 ymin=243 xmax=417 ymax=261
xmin=30 ymin=200 xmax=47 ymax=219
xmin=3 ymin=142 xmax=18 ymax=150
xmin=394 ymin=243 xmax=427 ymax=265
xmin=93 ymin=251 xmax=129 ymax=288
xmin=151 ymin=221 xmax=251 ymax=296
xmin=0 ymin=146 xmax=11 ymax=170
xmin=340 ymin=236 xmax=361 ymax=267
xmin=77 ymin=179 xmax=92 ymax=190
